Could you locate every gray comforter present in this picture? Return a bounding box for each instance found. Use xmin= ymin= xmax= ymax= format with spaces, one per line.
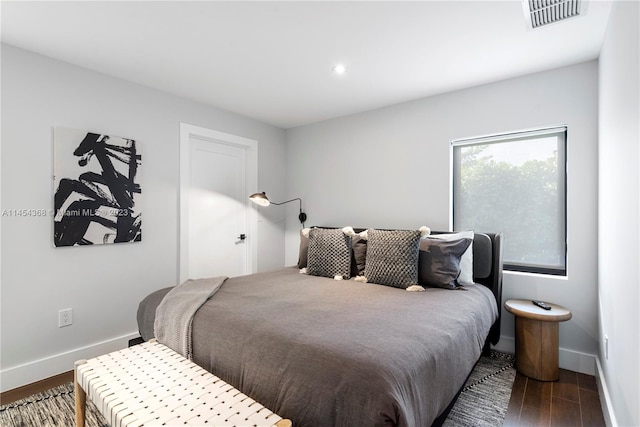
xmin=138 ymin=267 xmax=498 ymax=427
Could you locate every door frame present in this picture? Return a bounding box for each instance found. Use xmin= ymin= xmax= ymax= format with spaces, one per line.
xmin=179 ymin=123 xmax=258 ymax=282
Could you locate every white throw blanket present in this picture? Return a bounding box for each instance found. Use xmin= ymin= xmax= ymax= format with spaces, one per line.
xmin=154 ymin=276 xmax=227 ymax=359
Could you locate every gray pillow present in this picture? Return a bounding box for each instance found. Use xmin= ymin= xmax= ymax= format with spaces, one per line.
xmin=306 ymin=228 xmax=352 ymax=279
xmin=297 ymin=229 xmax=309 ymax=269
xmin=364 ymin=229 xmax=421 ymax=289
xmin=427 ymin=231 xmax=474 ymax=285
xmin=352 ymin=235 xmax=367 ymax=276
xmin=419 ymin=238 xmax=472 ymax=289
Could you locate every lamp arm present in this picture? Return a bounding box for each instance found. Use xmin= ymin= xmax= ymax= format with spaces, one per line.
xmin=270 ymin=198 xmax=306 ymax=226
xmin=269 ymin=198 xmax=302 ymax=209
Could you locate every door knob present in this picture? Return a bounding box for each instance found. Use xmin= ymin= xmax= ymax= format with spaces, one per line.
xmin=238 ymin=234 xmax=246 ymax=241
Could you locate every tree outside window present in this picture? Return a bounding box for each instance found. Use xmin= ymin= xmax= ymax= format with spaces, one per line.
xmin=452 ymin=127 xmax=567 ymax=275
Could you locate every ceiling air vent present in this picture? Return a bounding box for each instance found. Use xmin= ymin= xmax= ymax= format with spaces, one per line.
xmin=522 ymin=0 xmax=588 ymax=29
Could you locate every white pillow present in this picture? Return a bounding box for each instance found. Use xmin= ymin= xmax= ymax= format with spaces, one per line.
xmin=427 ymin=231 xmax=474 ymax=285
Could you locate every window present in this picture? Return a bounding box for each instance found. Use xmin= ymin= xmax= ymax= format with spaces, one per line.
xmin=452 ymin=126 xmax=567 ymax=276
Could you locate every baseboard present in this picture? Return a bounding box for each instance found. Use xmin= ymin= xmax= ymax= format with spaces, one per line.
xmin=558 ymin=347 xmax=597 ymax=375
xmin=595 ymin=356 xmax=619 ymax=427
xmin=0 ymin=331 xmax=138 ymax=393
xmin=493 ymin=335 xmax=597 ymax=375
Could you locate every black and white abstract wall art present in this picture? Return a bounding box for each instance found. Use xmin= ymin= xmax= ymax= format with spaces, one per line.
xmin=53 ymin=127 xmax=142 ymax=247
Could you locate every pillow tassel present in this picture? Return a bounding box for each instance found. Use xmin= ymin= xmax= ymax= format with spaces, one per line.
xmin=419 ymin=226 xmax=431 ymax=237
xmin=341 ymin=226 xmax=356 ymax=237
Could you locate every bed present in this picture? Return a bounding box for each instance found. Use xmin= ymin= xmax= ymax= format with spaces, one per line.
xmin=137 ymin=229 xmax=503 ymax=427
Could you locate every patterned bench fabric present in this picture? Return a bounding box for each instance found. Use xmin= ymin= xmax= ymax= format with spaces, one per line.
xmin=75 ymin=341 xmax=288 ymax=427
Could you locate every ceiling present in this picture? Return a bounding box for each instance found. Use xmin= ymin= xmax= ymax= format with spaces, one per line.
xmin=1 ymin=1 xmax=613 ymax=129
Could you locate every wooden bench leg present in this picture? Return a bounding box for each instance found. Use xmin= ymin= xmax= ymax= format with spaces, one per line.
xmin=74 ymin=360 xmax=87 ymax=427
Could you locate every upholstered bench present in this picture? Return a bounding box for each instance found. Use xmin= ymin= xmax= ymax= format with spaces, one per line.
xmin=74 ymin=339 xmax=291 ymax=427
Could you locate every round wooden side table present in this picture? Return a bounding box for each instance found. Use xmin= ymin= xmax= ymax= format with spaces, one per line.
xmin=504 ymin=299 xmax=572 ymax=381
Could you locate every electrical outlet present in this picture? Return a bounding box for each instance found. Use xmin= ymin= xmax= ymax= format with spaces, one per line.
xmin=59 ymin=308 xmax=73 ymax=327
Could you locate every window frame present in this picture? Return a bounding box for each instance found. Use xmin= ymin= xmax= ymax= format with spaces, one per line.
xmin=451 ymin=126 xmax=568 ymax=276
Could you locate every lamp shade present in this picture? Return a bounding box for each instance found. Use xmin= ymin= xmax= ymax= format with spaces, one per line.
xmin=249 ymin=192 xmax=270 ymax=207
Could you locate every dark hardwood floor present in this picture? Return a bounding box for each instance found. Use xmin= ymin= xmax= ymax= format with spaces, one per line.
xmin=504 ymin=368 xmax=606 ymax=427
xmin=0 ymin=370 xmax=74 ymax=406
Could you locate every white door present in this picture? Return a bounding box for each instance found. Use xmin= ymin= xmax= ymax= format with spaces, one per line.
xmin=179 ymin=123 xmax=258 ymax=282
xmin=188 ymin=138 xmax=248 ymax=279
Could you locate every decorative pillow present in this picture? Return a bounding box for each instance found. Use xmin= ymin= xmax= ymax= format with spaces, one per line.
xmin=306 ymin=228 xmax=352 ymax=279
xmin=297 ymin=229 xmax=310 ymax=269
xmin=352 ymin=235 xmax=367 ymax=276
xmin=363 ymin=229 xmax=421 ymax=289
xmin=427 ymin=231 xmax=474 ymax=285
xmin=419 ymin=238 xmax=472 ymax=289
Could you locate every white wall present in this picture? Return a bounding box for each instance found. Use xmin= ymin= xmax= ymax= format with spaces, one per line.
xmin=0 ymin=44 xmax=287 ymax=392
xmin=598 ymin=1 xmax=640 ymax=425
xmin=286 ymin=61 xmax=600 ymax=372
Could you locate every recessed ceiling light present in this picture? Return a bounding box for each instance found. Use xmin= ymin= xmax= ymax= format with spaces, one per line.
xmin=332 ymin=64 xmax=346 ymax=75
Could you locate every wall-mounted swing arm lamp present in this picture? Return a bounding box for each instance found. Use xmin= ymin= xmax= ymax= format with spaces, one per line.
xmin=249 ymin=192 xmax=307 ymax=225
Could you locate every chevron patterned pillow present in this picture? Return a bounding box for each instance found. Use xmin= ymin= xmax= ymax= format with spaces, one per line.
xmin=306 ymin=228 xmax=352 ymax=279
xmin=364 ymin=229 xmax=421 ymax=289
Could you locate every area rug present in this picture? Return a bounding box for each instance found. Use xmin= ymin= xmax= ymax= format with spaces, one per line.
xmin=0 ymin=384 xmax=107 ymax=427
xmin=443 ymin=351 xmax=516 ymax=427
xmin=1 ymin=351 xmax=515 ymax=427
